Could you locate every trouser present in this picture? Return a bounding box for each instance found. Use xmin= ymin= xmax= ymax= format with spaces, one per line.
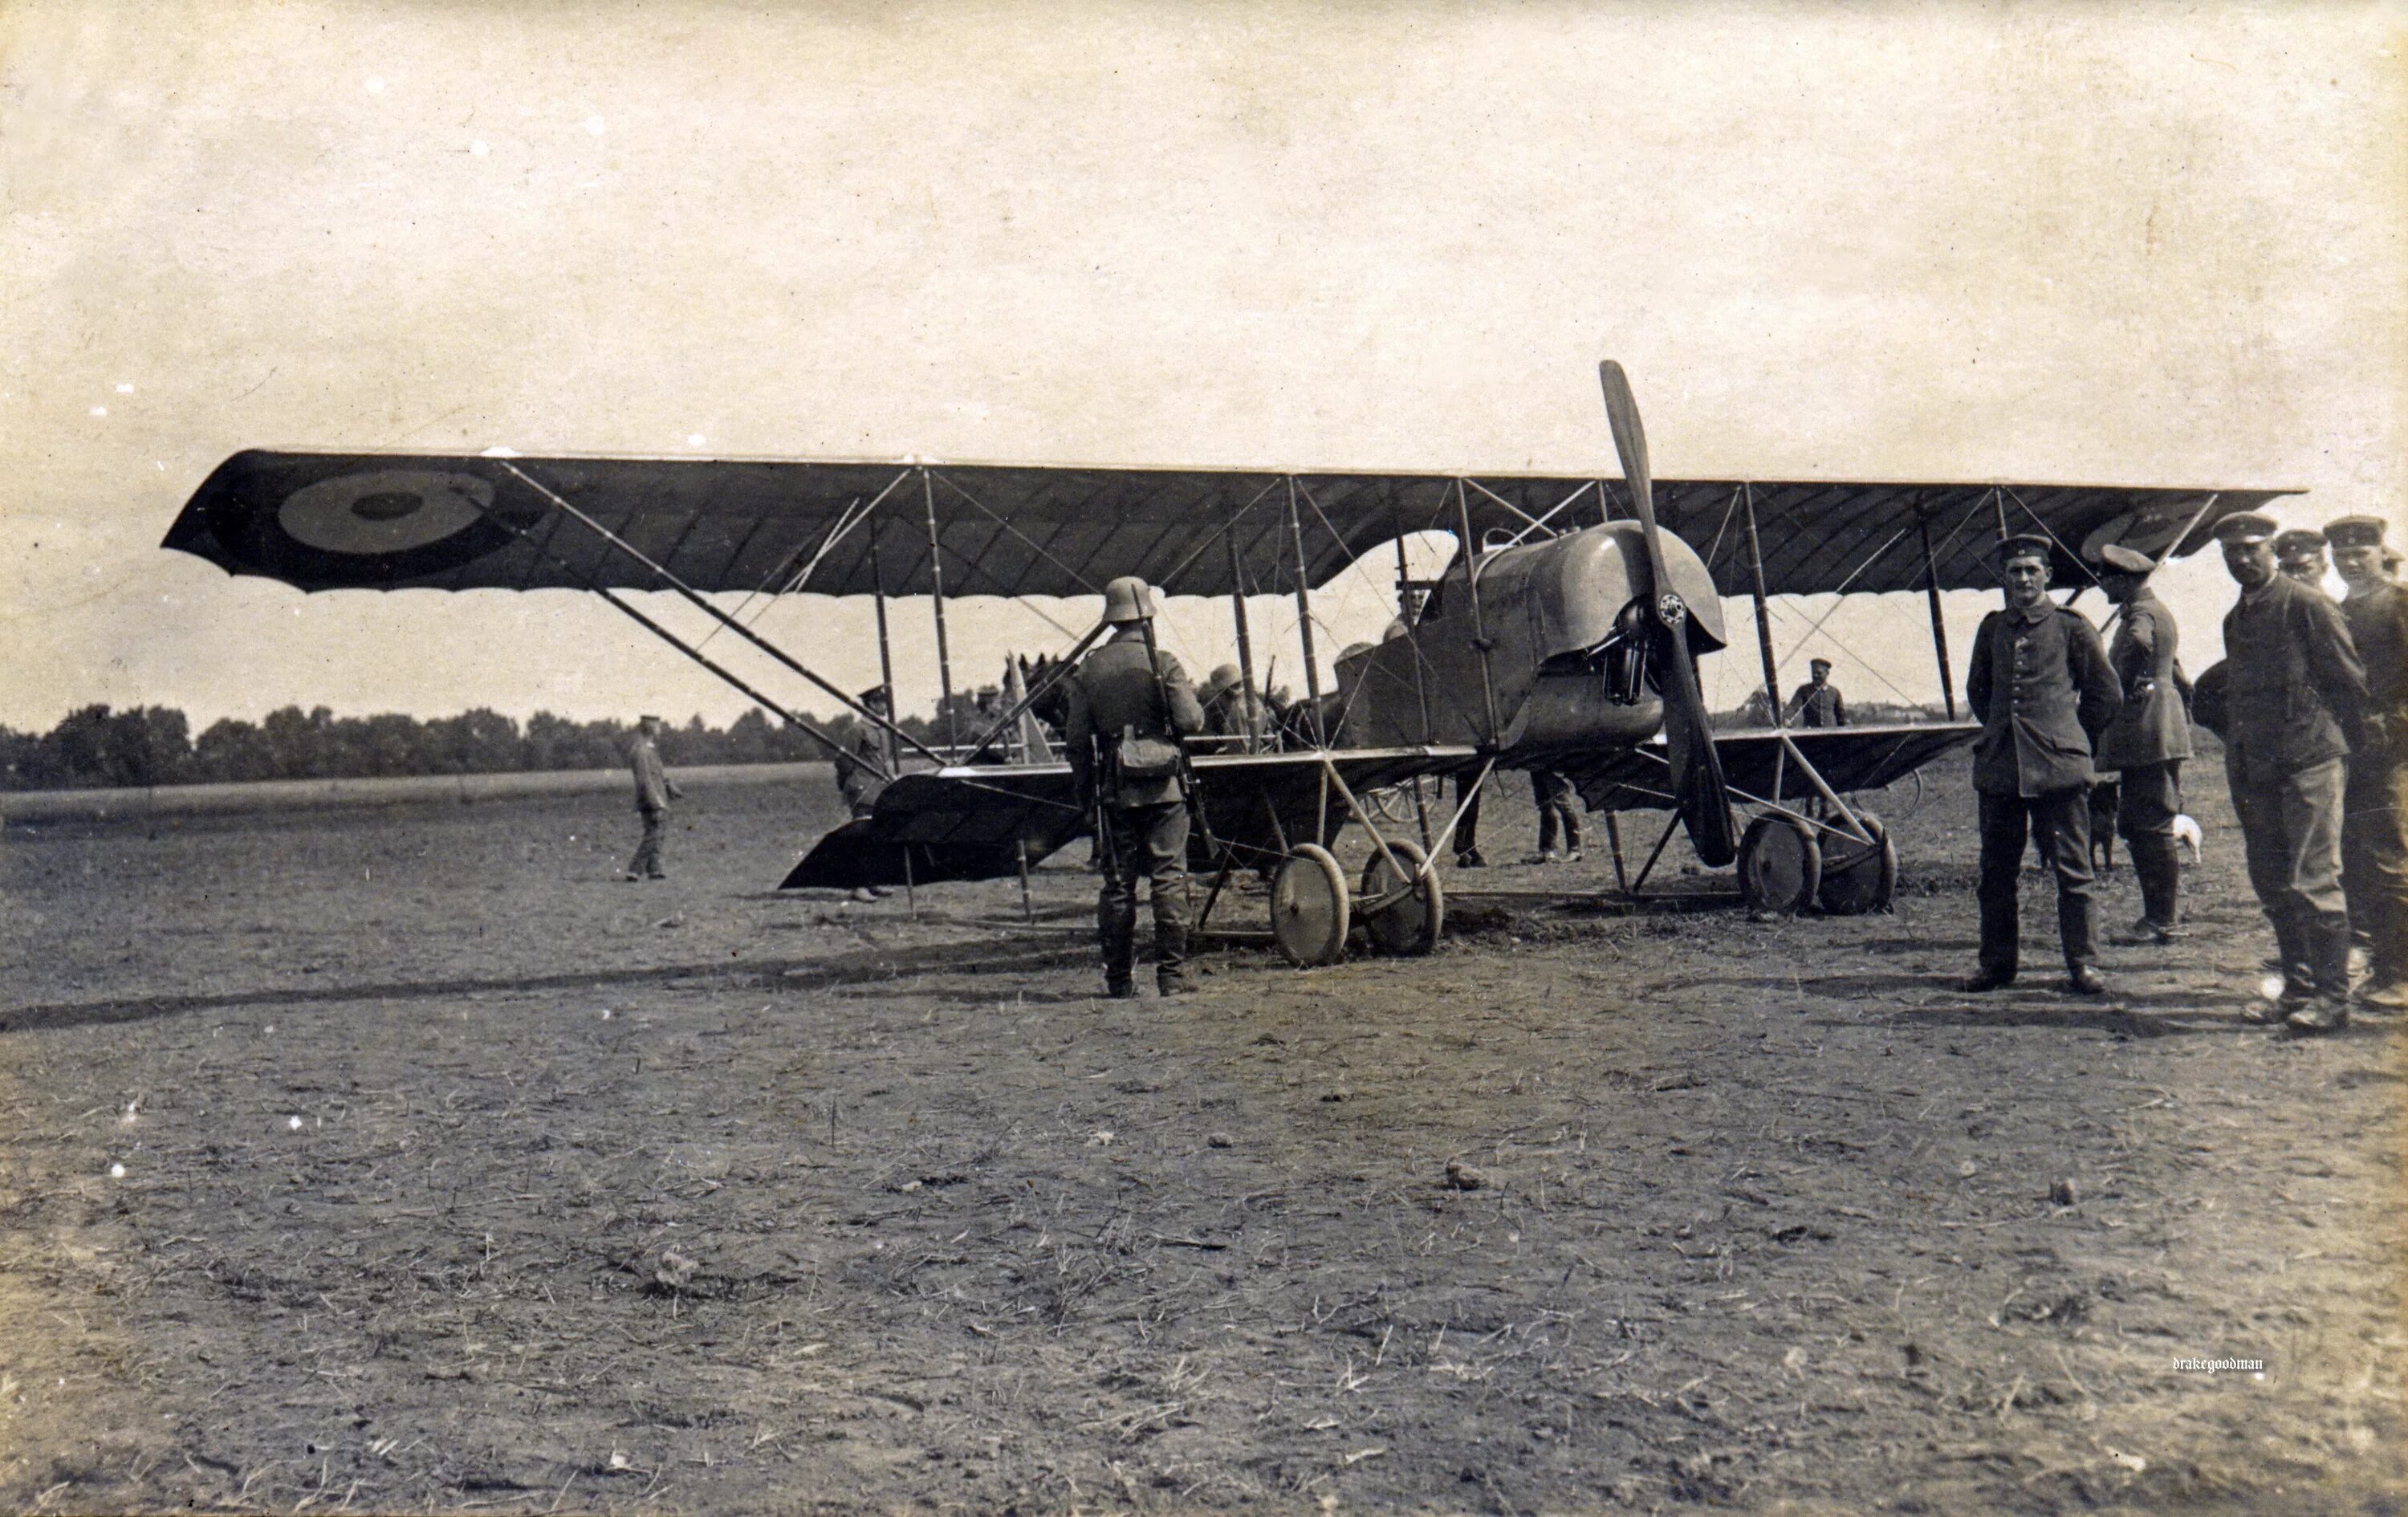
xmin=627 ymin=806 xmax=667 ymax=877
xmin=2341 ymin=749 xmax=2408 ymax=986
xmin=1976 ymin=786 xmax=2098 ymax=978
xmin=2114 ymin=760 xmax=2185 ymax=930
xmin=1453 ymin=773 xmax=1483 ymax=857
xmin=1098 ymin=801 xmax=1191 ymax=989
xmin=2230 ymin=756 xmax=2350 ymax=1000
xmin=1532 ymin=771 xmax=1581 ymax=854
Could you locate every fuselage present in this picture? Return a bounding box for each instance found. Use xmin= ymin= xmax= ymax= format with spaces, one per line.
xmin=1327 ymin=520 xmax=1726 ymax=758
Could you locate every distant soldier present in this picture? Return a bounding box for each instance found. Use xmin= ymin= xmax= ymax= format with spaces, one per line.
xmin=1959 ymin=535 xmax=2121 ymax=994
xmin=2273 ymin=527 xmax=2331 ymax=592
xmin=1198 ymin=663 xmax=1271 ymax=750
xmin=620 ymin=714 xmax=683 ymax=881
xmin=1063 ymin=577 xmax=1206 ymax=998
xmin=2093 ymin=544 xmax=2194 ymax=945
xmin=2328 ymin=514 xmax=2408 ymax=1009
xmin=1782 ymin=658 xmax=1849 ymax=728
xmin=833 ymin=687 xmax=894 ymax=902
xmin=2213 ymin=511 xmax=2367 ymax=1032
xmin=1527 ymin=769 xmax=1583 ymax=864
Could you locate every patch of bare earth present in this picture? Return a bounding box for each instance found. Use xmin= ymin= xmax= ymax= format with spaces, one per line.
xmin=2 ymin=769 xmax=2400 ymax=1512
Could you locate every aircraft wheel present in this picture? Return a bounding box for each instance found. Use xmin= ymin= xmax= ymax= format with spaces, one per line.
xmin=1816 ymin=811 xmax=1896 ymax=915
xmin=1358 ymin=837 xmax=1442 ymax=956
xmin=1270 ymin=844 xmax=1350 ymax=966
xmin=1739 ymin=814 xmax=1821 ymax=916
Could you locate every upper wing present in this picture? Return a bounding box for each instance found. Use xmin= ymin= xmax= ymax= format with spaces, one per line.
xmin=1565 ymin=722 xmax=1981 ymax=816
xmin=162 ymin=449 xmax=2296 ymax=600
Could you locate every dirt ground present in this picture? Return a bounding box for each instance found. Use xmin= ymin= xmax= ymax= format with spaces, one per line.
xmin=2 ymin=762 xmax=2401 ymax=1515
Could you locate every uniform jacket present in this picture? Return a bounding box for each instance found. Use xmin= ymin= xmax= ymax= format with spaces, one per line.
xmin=2096 ymin=590 xmax=2193 ymax=771
xmin=835 ymin=727 xmax=887 ymax=815
xmin=2341 ymin=580 xmax=2408 ymax=723
xmin=1063 ymin=632 xmax=1206 ymax=807
xmin=1204 ymin=687 xmax=1272 ymax=745
xmin=2220 ymin=574 xmax=2366 ymax=785
xmin=1966 ymin=602 xmax=2121 ymax=796
xmin=627 ymin=735 xmax=679 ymax=812
xmin=1783 ymin=679 xmax=1847 ymax=728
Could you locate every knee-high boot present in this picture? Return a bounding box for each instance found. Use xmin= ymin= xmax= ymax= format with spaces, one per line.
xmin=2135 ymin=835 xmax=2183 ymax=933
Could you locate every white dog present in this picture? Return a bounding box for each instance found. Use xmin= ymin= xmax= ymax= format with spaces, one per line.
xmin=2172 ymin=813 xmax=2203 ymax=864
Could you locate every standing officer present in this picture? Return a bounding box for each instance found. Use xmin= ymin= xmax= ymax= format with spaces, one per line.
xmin=2328 ymin=515 xmax=2408 ymax=1009
xmin=833 ymin=687 xmax=895 ymax=903
xmin=1062 ymin=576 xmax=1206 ymax=998
xmin=1782 ymin=658 xmax=1849 ymax=727
xmin=620 ymin=714 xmax=683 ymax=881
xmin=2274 ymin=527 xmax=2332 ymax=592
xmin=2095 ymin=543 xmax=2193 ymax=944
xmin=2214 ymin=512 xmax=2367 ymax=1032
xmin=1959 ymin=535 xmax=2121 ymax=994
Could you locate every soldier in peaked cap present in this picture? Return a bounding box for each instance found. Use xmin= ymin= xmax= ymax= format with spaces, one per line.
xmin=1062 ymin=576 xmax=1207 ymax=998
xmin=2327 ymin=515 xmax=2408 ymax=1008
xmin=2273 ymin=527 xmax=2331 ymax=592
xmin=2093 ymin=543 xmax=2194 ymax=944
xmin=1782 ymin=657 xmax=1849 ymax=729
xmin=1959 ymin=535 xmax=2122 ymax=994
xmin=2213 ymin=510 xmax=2368 ymax=1031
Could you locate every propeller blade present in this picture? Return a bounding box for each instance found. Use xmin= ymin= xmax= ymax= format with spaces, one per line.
xmin=1598 ymin=361 xmax=1739 ymax=868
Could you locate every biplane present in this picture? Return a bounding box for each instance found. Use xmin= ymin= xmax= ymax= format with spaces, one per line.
xmin=162 ymin=363 xmax=2293 ymax=963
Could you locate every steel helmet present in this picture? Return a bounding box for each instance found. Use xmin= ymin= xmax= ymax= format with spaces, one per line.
xmin=1101 ymin=575 xmax=1156 ymax=624
xmin=1200 ymin=663 xmax=1242 ymax=704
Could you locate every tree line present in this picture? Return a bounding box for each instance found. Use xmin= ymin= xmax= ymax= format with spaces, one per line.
xmin=0 ymin=701 xmax=978 ymax=792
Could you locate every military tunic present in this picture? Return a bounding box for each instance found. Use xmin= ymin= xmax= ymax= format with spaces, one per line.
xmin=2097 ymin=591 xmax=2192 ymax=930
xmin=1964 ymin=602 xmax=2121 ymax=979
xmin=2341 ymin=579 xmax=2408 ymax=988
xmin=1062 ymin=631 xmax=1207 ymax=993
xmin=835 ymin=727 xmax=888 ymax=819
xmin=1781 ymin=679 xmax=1847 ymax=729
xmin=623 ymin=734 xmax=682 ymax=879
xmin=2220 ymin=573 xmax=2367 ymax=1002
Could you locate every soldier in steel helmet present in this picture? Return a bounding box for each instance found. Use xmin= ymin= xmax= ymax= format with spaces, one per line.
xmin=2212 ymin=511 xmax=2367 ymax=1032
xmin=1198 ymin=662 xmax=1271 ymax=750
xmin=1062 ymin=576 xmax=1207 ymax=998
xmin=2327 ymin=514 xmax=2408 ymax=1009
xmin=1959 ymin=535 xmax=2121 ymax=995
xmin=2093 ymin=543 xmax=2194 ymax=944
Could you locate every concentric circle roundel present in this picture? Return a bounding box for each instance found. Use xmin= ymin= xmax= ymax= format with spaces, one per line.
xmin=277 ymin=470 xmax=495 ymax=555
xmin=203 ymin=460 xmax=530 ymax=587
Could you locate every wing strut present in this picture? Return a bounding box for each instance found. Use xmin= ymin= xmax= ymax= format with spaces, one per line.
xmin=491 ymin=460 xmax=942 ymax=769
xmin=462 ymin=506 xmax=870 ymax=773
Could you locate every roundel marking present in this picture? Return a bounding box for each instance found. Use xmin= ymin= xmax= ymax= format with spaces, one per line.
xmin=277 ymin=470 xmax=496 ymax=555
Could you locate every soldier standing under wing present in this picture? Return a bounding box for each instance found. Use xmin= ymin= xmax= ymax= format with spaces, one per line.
xmin=1958 ymin=535 xmax=2121 ymax=995
xmin=2212 ymin=512 xmax=2368 ymax=1033
xmin=2094 ymin=543 xmax=2194 ymax=945
xmin=2274 ymin=527 xmax=2333 ymax=592
xmin=2328 ymin=514 xmax=2408 ymax=1010
xmin=1063 ymin=577 xmax=1207 ymax=999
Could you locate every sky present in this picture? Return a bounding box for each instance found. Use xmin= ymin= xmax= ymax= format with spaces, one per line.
xmin=3 ymin=1 xmax=2402 ymax=731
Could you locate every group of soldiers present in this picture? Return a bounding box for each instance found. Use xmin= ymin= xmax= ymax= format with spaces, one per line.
xmin=1963 ymin=513 xmax=2406 ymax=1034
xmin=620 ymin=518 xmax=2404 ymax=1027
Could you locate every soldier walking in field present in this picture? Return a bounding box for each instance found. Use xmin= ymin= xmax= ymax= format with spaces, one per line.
xmin=620 ymin=714 xmax=683 ymax=881
xmin=2328 ymin=514 xmax=2408 ymax=1010
xmin=1959 ymin=535 xmax=2121 ymax=995
xmin=1063 ymin=577 xmax=1207 ymax=998
xmin=2211 ymin=512 xmax=2368 ymax=1032
xmin=2094 ymin=543 xmax=2194 ymax=944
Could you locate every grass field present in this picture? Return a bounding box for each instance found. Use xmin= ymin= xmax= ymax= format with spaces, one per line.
xmin=2 ymin=766 xmax=2400 ymax=1513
